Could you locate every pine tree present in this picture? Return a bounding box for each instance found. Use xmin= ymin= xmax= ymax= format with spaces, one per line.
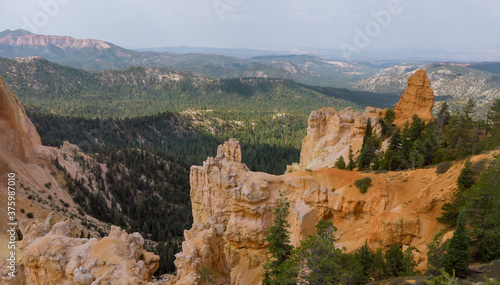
xmin=355 ymin=240 xmax=373 ymax=280
xmin=263 ymin=192 xmax=293 ymax=285
xmin=370 ymin=249 xmax=387 ymax=281
xmin=347 ymin=146 xmax=356 ymax=171
xmin=438 ymin=159 xmax=475 ymax=225
xmin=358 ymin=119 xmax=375 ymax=170
xmin=426 ymin=229 xmax=447 ymax=276
xmin=357 ymin=146 xmax=372 ymax=170
xmin=487 ymin=98 xmax=500 ymax=143
xmin=442 ymin=211 xmax=469 ymax=278
xmin=334 ymin=155 xmax=346 ymax=170
xmin=436 ymin=102 xmax=451 ymax=138
xmin=463 ymin=160 xmax=500 ymax=262
xmin=363 ymin=118 xmax=373 ymax=146
xmin=457 ymin=159 xmax=474 ymax=191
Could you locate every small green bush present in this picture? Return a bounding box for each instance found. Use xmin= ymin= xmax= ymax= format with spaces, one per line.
xmin=26 ymin=212 xmax=34 ymax=219
xmin=436 ymin=162 xmax=452 ymax=174
xmin=472 ymin=158 xmax=495 ymax=177
xmin=44 ymin=182 xmax=52 ymax=189
xmin=334 ymin=156 xmax=346 ymax=170
xmin=354 ymin=177 xmax=372 ymax=194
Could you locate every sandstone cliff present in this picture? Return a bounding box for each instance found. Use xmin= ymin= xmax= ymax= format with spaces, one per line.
xmin=297 ymin=106 xmax=383 ymax=171
xmin=393 ymin=69 xmax=435 ymax=125
xmin=0 ymin=75 xmax=49 ymax=164
xmin=168 ymin=139 xmax=493 ymax=285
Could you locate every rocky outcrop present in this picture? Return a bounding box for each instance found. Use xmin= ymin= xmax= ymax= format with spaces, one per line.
xmin=169 ymin=140 xmax=474 ymax=284
xmin=293 ymin=70 xmax=435 ymax=171
xmin=0 ymin=76 xmax=49 ymax=163
xmin=394 ymin=69 xmax=434 ymax=125
xmin=297 ymin=106 xmax=383 ymax=171
xmin=168 ymin=217 xmax=229 ymax=285
xmin=18 ymin=220 xmax=159 ymax=285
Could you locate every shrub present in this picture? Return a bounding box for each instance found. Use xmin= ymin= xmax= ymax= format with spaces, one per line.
xmin=26 ymin=212 xmax=34 ymax=218
xmin=354 ymin=177 xmax=372 ymax=194
xmin=334 ymin=156 xmax=346 ymax=170
xmin=44 ymin=182 xmax=52 ymax=189
xmin=436 ymin=162 xmax=452 ymax=174
xmin=20 ymin=208 xmax=25 ymax=213
xmin=472 ymin=158 xmax=494 ymax=177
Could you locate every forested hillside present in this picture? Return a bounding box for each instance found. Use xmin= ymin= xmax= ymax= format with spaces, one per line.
xmin=0 ymin=57 xmax=398 ymax=118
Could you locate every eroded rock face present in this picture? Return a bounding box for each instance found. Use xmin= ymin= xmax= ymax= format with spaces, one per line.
xmin=298 ymin=106 xmax=383 ymax=170
xmin=169 ymin=140 xmax=465 ymax=285
xmin=0 ymin=76 xmax=48 ymax=163
xmin=394 ymin=69 xmax=435 ymax=125
xmin=167 ymin=217 xmax=229 ymax=285
xmin=18 ymin=220 xmax=159 ymax=285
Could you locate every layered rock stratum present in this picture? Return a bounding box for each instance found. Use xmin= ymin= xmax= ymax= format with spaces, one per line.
xmin=168 ymin=139 xmax=494 ymax=285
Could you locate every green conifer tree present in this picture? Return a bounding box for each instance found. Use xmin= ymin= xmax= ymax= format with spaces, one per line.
xmin=457 ymin=159 xmax=474 ymax=191
xmin=263 ymin=192 xmax=293 ymax=285
xmin=334 ymin=155 xmax=346 ymax=170
xmin=347 ymin=146 xmax=356 ymax=171
xmin=442 ymin=211 xmax=469 ymax=278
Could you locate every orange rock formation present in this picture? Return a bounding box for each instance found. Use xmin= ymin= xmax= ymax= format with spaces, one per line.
xmin=393 ymin=69 xmax=435 ymax=125
xmin=167 ymin=139 xmax=492 ymax=285
xmin=297 ymin=106 xmax=384 ymax=171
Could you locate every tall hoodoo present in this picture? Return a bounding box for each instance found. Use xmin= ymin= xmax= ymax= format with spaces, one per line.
xmin=393 ymin=69 xmax=435 ymax=125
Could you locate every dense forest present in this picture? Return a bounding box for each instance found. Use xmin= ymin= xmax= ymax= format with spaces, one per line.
xmin=0 ymin=57 xmax=401 ymax=118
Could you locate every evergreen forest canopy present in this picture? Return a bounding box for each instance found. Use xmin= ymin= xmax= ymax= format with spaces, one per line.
xmin=0 ymin=56 xmax=401 ymax=119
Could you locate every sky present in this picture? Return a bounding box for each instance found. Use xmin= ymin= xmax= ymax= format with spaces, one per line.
xmin=0 ymin=0 xmax=499 ymax=54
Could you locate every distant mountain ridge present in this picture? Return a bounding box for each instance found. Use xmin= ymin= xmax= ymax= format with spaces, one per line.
xmin=1 ymin=29 xmax=499 ymax=114
xmin=0 ymin=29 xmax=379 ymax=86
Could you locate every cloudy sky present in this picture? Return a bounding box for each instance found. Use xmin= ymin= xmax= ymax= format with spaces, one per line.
xmin=0 ymin=0 xmax=499 ymax=53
